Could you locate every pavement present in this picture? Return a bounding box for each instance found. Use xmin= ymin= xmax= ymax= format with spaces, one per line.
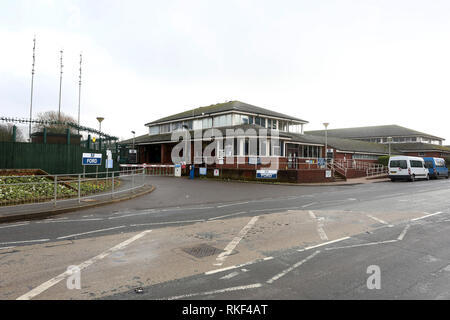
xmin=0 ymin=175 xmax=449 ymax=300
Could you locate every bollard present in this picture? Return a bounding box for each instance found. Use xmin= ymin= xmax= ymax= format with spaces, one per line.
xmin=78 ymin=174 xmax=81 ymax=204
xmin=54 ymin=175 xmax=57 ymax=207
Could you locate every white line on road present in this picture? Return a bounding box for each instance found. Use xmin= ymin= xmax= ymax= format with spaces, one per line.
xmin=0 ymin=246 xmax=16 ymax=250
xmin=208 ymin=212 xmax=247 ymax=221
xmin=0 ymin=222 xmax=30 ymax=229
xmin=220 ymin=271 xmax=239 ymax=280
xmin=130 ymin=219 xmax=205 ymax=227
xmin=217 ymin=201 xmax=249 ymax=208
xmin=308 ymin=211 xmax=328 ymax=241
xmin=297 ymin=237 xmax=351 ymax=252
xmin=397 ymin=224 xmax=411 ymax=241
xmin=411 ymin=211 xmax=444 ymax=221
xmin=324 ymin=239 xmax=398 ymax=251
xmin=214 ymin=216 xmax=260 ymax=266
xmin=164 ymin=283 xmax=262 ymax=300
xmin=302 ymin=202 xmax=317 ymax=208
xmin=205 ymin=256 xmax=274 ymax=275
xmin=266 ymin=250 xmax=320 ymax=284
xmin=36 ymin=218 xmax=104 ymax=223
xmin=366 ymin=214 xmax=393 ymax=227
xmin=0 ymin=239 xmax=49 ymax=245
xmin=56 ymin=226 xmax=126 ymax=240
xmin=16 ymin=230 xmax=152 ymax=300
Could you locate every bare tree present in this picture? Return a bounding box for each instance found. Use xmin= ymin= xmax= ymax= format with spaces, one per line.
xmin=34 ymin=111 xmax=77 ymax=134
xmin=0 ymin=123 xmax=25 ymax=142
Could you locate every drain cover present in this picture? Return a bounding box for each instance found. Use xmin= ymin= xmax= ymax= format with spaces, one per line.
xmin=182 ymin=244 xmax=223 ymax=258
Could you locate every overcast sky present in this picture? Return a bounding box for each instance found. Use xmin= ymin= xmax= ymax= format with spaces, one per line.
xmin=1 ymin=0 xmax=450 ymax=142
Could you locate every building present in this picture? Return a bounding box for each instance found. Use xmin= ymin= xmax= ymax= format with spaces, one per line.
xmin=120 ymin=101 xmax=393 ymax=182
xmin=306 ymin=124 xmax=445 ymax=145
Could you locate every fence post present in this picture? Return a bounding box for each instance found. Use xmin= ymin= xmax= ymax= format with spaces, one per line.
xmin=78 ymin=174 xmax=81 ymax=204
xmin=132 ymin=169 xmax=135 ymax=192
xmin=54 ymin=175 xmax=57 ymax=207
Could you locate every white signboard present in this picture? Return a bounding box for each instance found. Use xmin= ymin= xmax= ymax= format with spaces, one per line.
xmin=214 ymin=169 xmax=220 ymax=176
xmin=256 ymin=170 xmax=277 ymax=179
xmin=325 ymin=170 xmax=332 ymax=178
xmin=82 ymin=153 xmax=102 ymax=165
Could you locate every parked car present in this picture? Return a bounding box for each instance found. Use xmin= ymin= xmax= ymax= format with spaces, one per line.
xmin=388 ymin=156 xmax=429 ymax=182
xmin=423 ymin=157 xmax=449 ymax=179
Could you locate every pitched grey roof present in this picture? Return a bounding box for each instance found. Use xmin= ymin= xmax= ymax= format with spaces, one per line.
xmin=392 ymin=143 xmax=450 ymax=153
xmin=286 ymin=133 xmax=389 ymax=155
xmin=145 ymin=101 xmax=308 ymax=125
xmin=305 ymin=125 xmax=444 ymax=141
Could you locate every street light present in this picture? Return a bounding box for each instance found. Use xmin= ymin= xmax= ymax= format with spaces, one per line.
xmin=96 ymin=117 xmax=104 ymax=132
xmin=131 ymin=130 xmax=135 ymax=149
xmin=323 ymin=122 xmax=329 ymax=162
xmin=387 ymin=136 xmax=392 ymax=157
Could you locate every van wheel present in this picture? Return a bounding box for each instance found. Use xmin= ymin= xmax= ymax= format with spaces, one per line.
xmin=446 ymin=175 xmax=449 ymax=179
xmin=410 ymin=175 xmax=415 ymax=182
xmin=426 ymin=174 xmax=430 ymax=181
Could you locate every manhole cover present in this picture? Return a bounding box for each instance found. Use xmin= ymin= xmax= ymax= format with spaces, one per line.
xmin=182 ymin=244 xmax=223 ymax=258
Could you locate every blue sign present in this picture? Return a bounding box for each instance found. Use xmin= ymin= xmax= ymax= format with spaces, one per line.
xmin=82 ymin=153 xmax=102 ymax=166
xmin=199 ymin=167 xmax=207 ymax=175
xmin=256 ymin=170 xmax=277 ymax=179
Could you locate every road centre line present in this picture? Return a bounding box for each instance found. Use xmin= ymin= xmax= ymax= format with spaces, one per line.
xmin=0 ymin=246 xmax=16 ymax=250
xmin=0 ymin=239 xmax=50 ymax=245
xmin=16 ymin=230 xmax=152 ymax=300
xmin=297 ymin=237 xmax=351 ymax=252
xmin=208 ymin=212 xmax=247 ymax=221
xmin=266 ymin=250 xmax=320 ymax=284
xmin=411 ymin=211 xmax=444 ymax=221
xmin=217 ymin=201 xmax=250 ymax=208
xmin=56 ymin=226 xmax=126 ymax=240
xmin=302 ymin=202 xmax=317 ymax=208
xmin=250 ymin=207 xmax=298 ymax=213
xmin=0 ymin=222 xmax=30 ymax=229
xmin=220 ymin=271 xmax=239 ymax=280
xmin=214 ymin=216 xmax=260 ymax=266
xmin=130 ymin=219 xmax=205 ymax=227
xmin=36 ymin=218 xmax=104 ymax=223
xmin=163 ymin=283 xmax=263 ymax=300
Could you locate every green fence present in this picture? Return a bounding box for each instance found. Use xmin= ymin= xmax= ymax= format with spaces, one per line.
xmin=0 ymin=141 xmax=119 ymax=175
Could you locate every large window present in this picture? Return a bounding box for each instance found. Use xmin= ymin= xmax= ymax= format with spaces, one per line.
xmin=171 ymin=122 xmax=182 ymax=132
xmin=353 ymin=154 xmax=379 ymax=160
xmin=160 ymin=123 xmax=171 ymax=133
xmin=255 ymin=117 xmax=265 ymax=127
xmin=202 ymin=118 xmax=212 ymax=129
xmin=389 ymin=160 xmax=407 ymax=169
xmin=213 ymin=114 xmax=232 ymax=127
xmin=149 ymin=126 xmax=160 ymax=135
xmin=193 ymin=119 xmax=202 ymax=130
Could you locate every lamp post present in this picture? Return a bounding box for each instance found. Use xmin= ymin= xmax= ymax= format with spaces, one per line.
xmin=387 ymin=136 xmax=392 ymax=157
xmin=96 ymin=117 xmax=104 ymax=150
xmin=131 ymin=131 xmax=135 ymax=150
xmin=323 ymin=122 xmax=329 ymax=162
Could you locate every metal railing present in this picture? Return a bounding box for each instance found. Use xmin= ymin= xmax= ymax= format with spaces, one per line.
xmin=120 ymin=164 xmax=175 ymax=176
xmin=0 ymin=168 xmax=145 ymax=208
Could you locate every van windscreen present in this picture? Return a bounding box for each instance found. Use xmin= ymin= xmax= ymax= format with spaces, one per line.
xmin=424 ymin=161 xmax=434 ymax=168
xmin=390 ymin=160 xmax=407 ymax=169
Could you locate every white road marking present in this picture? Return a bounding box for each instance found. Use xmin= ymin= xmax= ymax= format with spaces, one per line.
xmin=397 ymin=224 xmax=411 ymax=241
xmin=214 ymin=216 xmax=260 ymax=266
xmin=130 ymin=219 xmax=204 ymax=227
xmin=366 ymin=214 xmax=393 ymax=227
xmin=0 ymin=239 xmax=49 ymax=245
xmin=208 ymin=212 xmax=247 ymax=221
xmin=250 ymin=207 xmax=298 ymax=213
xmin=16 ymin=230 xmax=152 ymax=300
xmin=0 ymin=246 xmax=16 ymax=250
xmin=301 ymin=202 xmax=317 ymax=208
xmin=308 ymin=211 xmax=328 ymax=241
xmin=220 ymin=271 xmax=239 ymax=280
xmin=325 ymin=239 xmax=398 ymax=251
xmin=205 ymin=256 xmax=273 ymax=276
xmin=164 ymin=283 xmax=262 ymax=300
xmin=56 ymin=226 xmax=126 ymax=240
xmin=217 ymin=201 xmax=249 ymax=208
xmin=266 ymin=250 xmax=320 ymax=284
xmin=36 ymin=218 xmax=103 ymax=223
xmin=297 ymin=237 xmax=351 ymax=252
xmin=411 ymin=211 xmax=444 ymax=221
xmin=0 ymin=222 xmax=29 ymax=229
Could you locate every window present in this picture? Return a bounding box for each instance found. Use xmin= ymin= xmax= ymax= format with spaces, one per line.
xmin=424 ymin=161 xmax=434 ymax=169
xmin=183 ymin=120 xmax=193 ymax=130
xmin=389 ymin=160 xmax=407 ymax=169
xmin=160 ymin=123 xmax=171 ymax=133
xmin=353 ymin=154 xmax=379 ymax=160
xmin=255 ymin=117 xmax=265 ymax=127
xmin=213 ymin=114 xmax=232 ymax=127
xmin=410 ymin=160 xmax=424 ymax=168
xmin=202 ymin=118 xmax=212 ymax=129
xmin=267 ymin=119 xmax=272 ymax=129
xmin=149 ymin=126 xmax=160 ymax=135
xmin=193 ymin=120 xmax=202 ymax=130
xmin=436 ymin=159 xmax=446 ymax=167
xmin=171 ymin=122 xmax=182 ymax=131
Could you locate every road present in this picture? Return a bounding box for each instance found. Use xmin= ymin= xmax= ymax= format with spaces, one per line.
xmin=1 ymin=176 xmax=450 ymax=299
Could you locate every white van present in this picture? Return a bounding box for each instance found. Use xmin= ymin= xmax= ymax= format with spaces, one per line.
xmin=388 ymin=156 xmax=429 ymax=182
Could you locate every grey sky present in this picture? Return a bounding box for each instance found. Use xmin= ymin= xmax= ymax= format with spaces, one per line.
xmin=1 ymin=0 xmax=450 ymax=141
